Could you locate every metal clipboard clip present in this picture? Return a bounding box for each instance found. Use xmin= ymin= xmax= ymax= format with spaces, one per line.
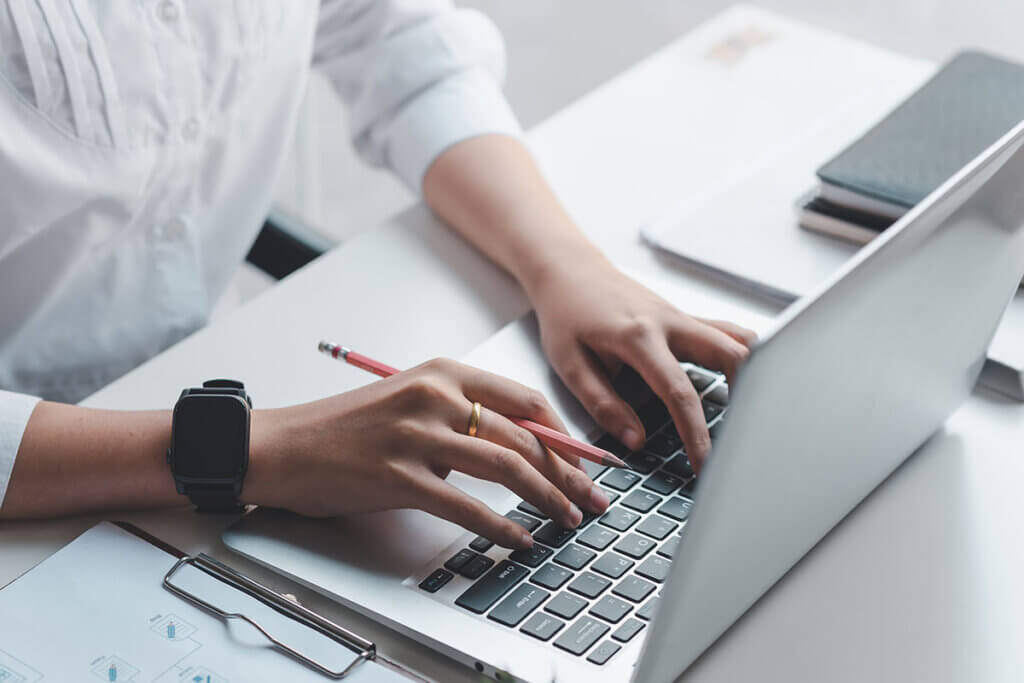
xmin=163 ymin=553 xmax=376 ymax=679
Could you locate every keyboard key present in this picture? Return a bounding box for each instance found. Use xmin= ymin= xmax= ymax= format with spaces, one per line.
xmin=545 ymin=592 xmax=588 ymax=620
xmin=704 ymin=383 xmax=728 ymax=405
xmin=643 ymin=471 xmax=683 ymax=496
xmin=469 ymin=536 xmax=493 ymax=553
xmin=587 ymin=640 xmax=622 ymax=665
xmin=444 ymin=548 xmax=477 ymax=573
xmin=489 ymin=584 xmax=549 ymax=627
xmin=636 ymin=597 xmax=660 ymax=621
xmin=662 ymin=454 xmax=694 ymax=479
xmin=455 ymin=561 xmax=529 ymax=614
xmin=637 ymin=399 xmax=671 ymax=433
xmin=553 ymin=544 xmax=597 ymax=570
xmin=621 ymin=489 xmax=661 ymax=513
xmin=577 ymin=525 xmax=618 ymax=551
xmin=624 ymin=451 xmax=661 ymax=474
xmin=682 ymin=478 xmax=697 ymax=497
xmin=520 ymin=612 xmax=565 ymax=641
xmin=658 ymin=496 xmax=693 ymax=521
xmin=686 ymin=368 xmax=715 ymax=391
xmin=601 ymin=469 xmax=642 ymax=491
xmin=460 ymin=554 xmax=495 ymax=579
xmin=534 ymin=522 xmax=575 ymax=548
xmin=509 ymin=544 xmax=554 ymax=568
xmin=612 ymin=575 xmax=656 ymax=603
xmin=598 ymin=507 xmax=640 ymax=532
xmin=614 ymin=533 xmax=657 ymax=559
xmin=636 ymin=515 xmax=677 ymax=540
xmin=568 ymin=571 xmax=612 ymax=599
xmin=517 ymin=500 xmax=549 ymax=520
xmin=656 ymin=536 xmax=681 ymax=560
xmin=590 ymin=595 xmax=633 ymax=624
xmin=587 ymin=465 xmax=609 ymax=481
xmin=636 ymin=555 xmax=672 ymax=583
xmin=531 ymin=563 xmax=573 ymax=590
xmin=418 ymin=568 xmax=453 ymax=593
xmin=553 ymin=616 xmax=610 ymax=656
xmin=611 ymin=618 xmax=645 ymax=643
xmin=595 ymin=434 xmax=630 ymax=457
xmin=591 ymin=553 xmax=634 ymax=580
xmin=506 ymin=510 xmax=542 ymax=533
xmin=709 ymin=419 xmax=725 ymax=440
xmin=600 ymin=488 xmax=620 ymax=505
xmin=645 ymin=432 xmax=682 ymax=457
xmin=702 ymin=400 xmax=724 ymax=423
xmin=579 ymin=509 xmax=601 ymax=528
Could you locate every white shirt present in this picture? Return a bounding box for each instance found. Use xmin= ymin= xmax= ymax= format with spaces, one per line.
xmin=0 ymin=0 xmax=520 ymax=506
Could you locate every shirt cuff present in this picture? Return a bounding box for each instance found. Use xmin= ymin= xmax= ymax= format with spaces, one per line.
xmin=380 ymin=67 xmax=523 ymax=194
xmin=0 ymin=390 xmax=41 ymax=509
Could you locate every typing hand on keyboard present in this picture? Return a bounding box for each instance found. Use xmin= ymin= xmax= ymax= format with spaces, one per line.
xmin=420 ymin=364 xmax=730 ymax=667
xmin=245 ymin=358 xmax=610 ymax=550
xmin=527 ymin=261 xmax=755 ymax=472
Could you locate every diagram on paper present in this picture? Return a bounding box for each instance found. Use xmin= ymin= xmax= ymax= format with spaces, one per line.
xmin=90 ymin=656 xmax=139 ymax=682
xmin=68 ymin=613 xmax=229 ymax=683
xmin=0 ymin=650 xmax=43 ymax=683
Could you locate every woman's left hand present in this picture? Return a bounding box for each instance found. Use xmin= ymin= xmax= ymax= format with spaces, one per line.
xmin=526 ymin=255 xmax=757 ymax=472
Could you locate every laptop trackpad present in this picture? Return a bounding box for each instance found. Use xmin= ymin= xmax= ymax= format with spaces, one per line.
xmin=225 ymin=471 xmax=513 ymax=585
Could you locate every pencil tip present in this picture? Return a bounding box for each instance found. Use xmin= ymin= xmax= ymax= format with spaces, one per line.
xmin=605 ymin=455 xmax=632 ymax=470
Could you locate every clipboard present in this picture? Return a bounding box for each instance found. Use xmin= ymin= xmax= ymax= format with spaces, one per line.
xmin=0 ymin=522 xmax=425 ymax=683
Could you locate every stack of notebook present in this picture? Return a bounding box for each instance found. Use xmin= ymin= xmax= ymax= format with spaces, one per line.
xmin=799 ymin=50 xmax=1024 ymax=245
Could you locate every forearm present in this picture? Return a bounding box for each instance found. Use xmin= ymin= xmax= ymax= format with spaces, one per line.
xmin=0 ymin=402 xmax=184 ymax=519
xmin=423 ymin=134 xmax=610 ymax=297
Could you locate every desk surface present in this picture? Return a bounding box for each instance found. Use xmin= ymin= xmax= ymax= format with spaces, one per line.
xmin=4 ymin=6 xmax=1024 ymax=682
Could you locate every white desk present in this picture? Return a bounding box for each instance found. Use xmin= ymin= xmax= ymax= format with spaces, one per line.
xmin=4 ymin=6 xmax=1024 ymax=682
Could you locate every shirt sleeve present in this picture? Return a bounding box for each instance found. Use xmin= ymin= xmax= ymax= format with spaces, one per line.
xmin=0 ymin=390 xmax=40 ymax=509
xmin=313 ymin=0 xmax=522 ymax=193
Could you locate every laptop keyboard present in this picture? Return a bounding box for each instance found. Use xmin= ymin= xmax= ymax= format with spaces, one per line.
xmin=416 ymin=365 xmax=728 ymax=666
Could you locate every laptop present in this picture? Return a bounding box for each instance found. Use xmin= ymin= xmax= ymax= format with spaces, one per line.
xmin=224 ymin=120 xmax=1024 ymax=682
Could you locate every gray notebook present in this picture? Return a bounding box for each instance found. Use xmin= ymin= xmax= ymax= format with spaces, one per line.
xmin=817 ymin=50 xmax=1024 ymax=215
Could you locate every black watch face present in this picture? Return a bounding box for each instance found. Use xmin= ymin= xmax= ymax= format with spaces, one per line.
xmin=173 ymin=395 xmax=249 ymax=478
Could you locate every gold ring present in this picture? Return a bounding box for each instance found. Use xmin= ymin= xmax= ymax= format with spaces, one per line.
xmin=467 ymin=402 xmax=482 ymax=437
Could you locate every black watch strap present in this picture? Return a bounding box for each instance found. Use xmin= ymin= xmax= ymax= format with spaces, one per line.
xmin=187 ymin=487 xmax=245 ymax=514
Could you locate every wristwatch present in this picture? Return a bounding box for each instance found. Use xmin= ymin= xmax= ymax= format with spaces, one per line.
xmin=167 ymin=379 xmax=252 ymax=513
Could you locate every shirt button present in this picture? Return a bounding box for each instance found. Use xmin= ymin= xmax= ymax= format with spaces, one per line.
xmin=182 ymin=117 xmax=200 ymax=141
xmin=158 ymin=0 xmax=178 ymax=22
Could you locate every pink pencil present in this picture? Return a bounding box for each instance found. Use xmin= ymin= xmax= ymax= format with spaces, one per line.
xmin=317 ymin=341 xmax=630 ymax=469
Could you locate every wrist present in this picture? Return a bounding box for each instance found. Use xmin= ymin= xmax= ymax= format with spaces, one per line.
xmin=520 ymin=243 xmax=613 ymax=301
xmin=520 ymin=240 xmax=606 ymax=299
xmin=243 ymin=408 xmax=293 ymax=508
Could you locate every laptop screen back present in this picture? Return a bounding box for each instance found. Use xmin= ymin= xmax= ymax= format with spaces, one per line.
xmin=636 ymin=120 xmax=1024 ymax=683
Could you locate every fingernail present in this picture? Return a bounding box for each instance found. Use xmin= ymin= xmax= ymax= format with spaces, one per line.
xmin=569 ymin=503 xmax=583 ymax=527
xmin=622 ymin=428 xmax=643 ymax=451
xmin=520 ymin=531 xmax=534 ymax=549
xmin=590 ymin=485 xmax=610 ymax=511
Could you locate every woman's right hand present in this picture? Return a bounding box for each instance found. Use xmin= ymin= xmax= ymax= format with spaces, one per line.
xmin=245 ymin=358 xmax=611 ymax=549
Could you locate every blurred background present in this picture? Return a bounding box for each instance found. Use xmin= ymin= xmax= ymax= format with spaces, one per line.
xmin=222 ymin=0 xmax=1024 ymax=312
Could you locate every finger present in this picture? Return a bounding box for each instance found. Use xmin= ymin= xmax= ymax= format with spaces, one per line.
xmin=459 ymin=366 xmax=583 ymax=470
xmin=472 ymin=407 xmax=609 ymax=515
xmin=609 ymin=330 xmax=712 ymax=470
xmin=667 ymin=320 xmax=751 ymax=383
xmin=551 ymin=346 xmax=645 ymax=451
xmin=695 ymin=317 xmax=759 ymax=348
xmin=416 ymin=475 xmax=535 ymax=550
xmin=437 ymin=424 xmax=581 ymax=529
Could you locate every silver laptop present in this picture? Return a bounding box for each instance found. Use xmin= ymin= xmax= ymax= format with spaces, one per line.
xmin=224 ymin=120 xmax=1024 ymax=682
